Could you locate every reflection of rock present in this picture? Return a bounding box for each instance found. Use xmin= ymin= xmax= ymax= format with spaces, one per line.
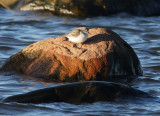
xmin=1 ymin=0 xmax=160 ymax=17
xmin=1 ymin=28 xmax=143 ymax=82
xmin=3 ymin=81 xmax=151 ymax=103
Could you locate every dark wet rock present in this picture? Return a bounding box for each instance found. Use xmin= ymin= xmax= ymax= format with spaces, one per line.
xmin=1 ymin=28 xmax=143 ymax=82
xmin=3 ymin=81 xmax=151 ymax=104
xmin=1 ymin=0 xmax=160 ymax=17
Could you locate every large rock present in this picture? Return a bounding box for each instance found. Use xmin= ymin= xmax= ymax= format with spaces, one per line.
xmin=1 ymin=28 xmax=143 ymax=82
xmin=3 ymin=81 xmax=151 ymax=103
xmin=1 ymin=0 xmax=160 ymax=17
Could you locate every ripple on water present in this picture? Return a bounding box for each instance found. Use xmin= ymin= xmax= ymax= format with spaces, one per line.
xmin=0 ymin=10 xmax=160 ymax=115
xmin=0 ymin=46 xmax=14 ymax=50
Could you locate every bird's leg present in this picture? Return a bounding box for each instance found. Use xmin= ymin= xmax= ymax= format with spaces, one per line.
xmin=79 ymin=43 xmax=83 ymax=48
xmin=73 ymin=43 xmax=77 ymax=48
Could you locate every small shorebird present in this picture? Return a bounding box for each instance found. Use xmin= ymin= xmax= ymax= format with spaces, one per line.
xmin=66 ymin=27 xmax=89 ymax=44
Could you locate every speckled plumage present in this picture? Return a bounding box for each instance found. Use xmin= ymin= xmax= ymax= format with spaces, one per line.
xmin=66 ymin=27 xmax=89 ymax=43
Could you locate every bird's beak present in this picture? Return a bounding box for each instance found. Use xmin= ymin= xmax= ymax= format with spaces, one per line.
xmin=87 ymin=29 xmax=91 ymax=35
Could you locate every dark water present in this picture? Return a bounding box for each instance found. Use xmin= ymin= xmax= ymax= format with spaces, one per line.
xmin=0 ymin=9 xmax=160 ymax=115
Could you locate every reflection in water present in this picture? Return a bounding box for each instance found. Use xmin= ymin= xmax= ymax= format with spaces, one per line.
xmin=0 ymin=10 xmax=160 ymax=115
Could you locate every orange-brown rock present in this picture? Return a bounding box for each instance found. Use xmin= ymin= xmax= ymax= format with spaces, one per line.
xmin=1 ymin=28 xmax=143 ymax=82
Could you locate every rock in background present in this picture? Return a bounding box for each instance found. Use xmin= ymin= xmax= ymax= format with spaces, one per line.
xmin=1 ymin=0 xmax=160 ymax=17
xmin=0 ymin=0 xmax=20 ymax=9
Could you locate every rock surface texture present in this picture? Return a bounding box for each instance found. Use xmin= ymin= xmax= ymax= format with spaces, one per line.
xmin=1 ymin=0 xmax=160 ymax=17
xmin=1 ymin=28 xmax=143 ymax=82
xmin=3 ymin=81 xmax=151 ymax=103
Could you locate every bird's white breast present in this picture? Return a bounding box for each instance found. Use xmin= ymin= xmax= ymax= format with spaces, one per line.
xmin=67 ymin=32 xmax=88 ymax=43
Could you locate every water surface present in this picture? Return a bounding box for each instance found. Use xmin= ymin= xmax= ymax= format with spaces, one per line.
xmin=0 ymin=9 xmax=160 ymax=115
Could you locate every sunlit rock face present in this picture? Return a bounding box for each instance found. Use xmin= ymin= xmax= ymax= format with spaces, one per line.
xmin=3 ymin=81 xmax=151 ymax=103
xmin=1 ymin=28 xmax=143 ymax=82
xmin=1 ymin=0 xmax=160 ymax=17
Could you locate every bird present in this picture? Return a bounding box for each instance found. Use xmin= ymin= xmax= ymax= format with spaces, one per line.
xmin=66 ymin=27 xmax=89 ymax=44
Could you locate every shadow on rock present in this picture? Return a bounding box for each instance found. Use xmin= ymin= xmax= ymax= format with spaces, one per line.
xmin=3 ymin=81 xmax=152 ymax=104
